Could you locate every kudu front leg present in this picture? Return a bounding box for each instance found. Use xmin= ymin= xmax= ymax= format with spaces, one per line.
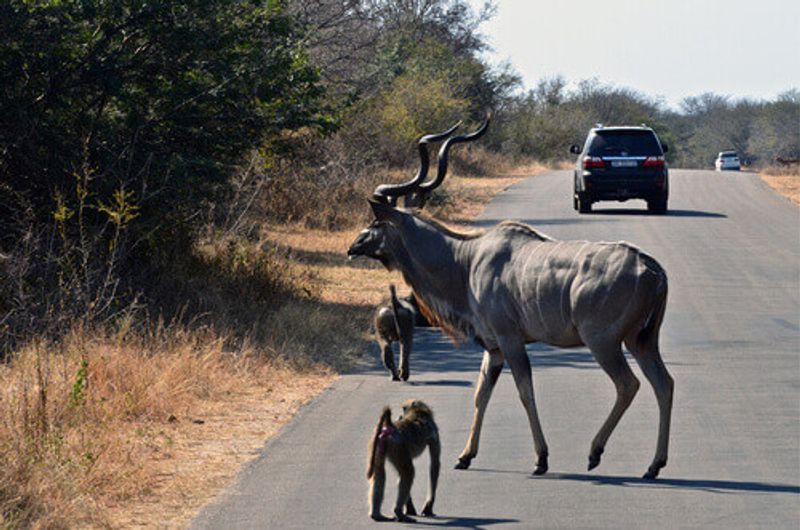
xmin=456 ymin=349 xmax=504 ymax=469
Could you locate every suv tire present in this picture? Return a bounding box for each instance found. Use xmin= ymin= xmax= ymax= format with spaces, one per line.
xmin=577 ymin=194 xmax=592 ymax=214
xmin=647 ymin=198 xmax=668 ymax=215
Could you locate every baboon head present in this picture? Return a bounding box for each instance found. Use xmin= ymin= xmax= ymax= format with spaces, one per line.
xmin=402 ymin=399 xmax=433 ymax=419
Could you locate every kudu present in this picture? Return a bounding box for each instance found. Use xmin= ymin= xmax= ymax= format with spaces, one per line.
xmin=348 ymin=116 xmax=674 ymax=479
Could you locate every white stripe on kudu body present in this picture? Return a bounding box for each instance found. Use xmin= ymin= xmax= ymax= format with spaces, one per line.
xmin=560 ymin=242 xmax=592 ymax=329
xmin=349 ymin=205 xmax=674 ymax=480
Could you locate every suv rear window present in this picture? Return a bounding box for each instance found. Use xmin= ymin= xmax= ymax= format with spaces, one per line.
xmin=720 ymin=152 xmax=738 ymax=158
xmin=588 ymin=130 xmax=661 ymax=156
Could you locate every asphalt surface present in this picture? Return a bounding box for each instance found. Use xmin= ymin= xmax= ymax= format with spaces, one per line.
xmin=192 ymin=169 xmax=800 ymax=529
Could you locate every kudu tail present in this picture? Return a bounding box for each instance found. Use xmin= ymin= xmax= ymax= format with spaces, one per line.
xmin=367 ymin=407 xmax=392 ymax=479
xmin=637 ymin=280 xmax=668 ymax=352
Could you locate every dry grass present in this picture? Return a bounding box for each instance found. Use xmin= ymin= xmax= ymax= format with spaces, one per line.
xmin=0 ymin=326 xmax=333 ymax=529
xmin=759 ymin=165 xmax=800 ymax=205
xmin=0 ymin=163 xmax=549 ymax=529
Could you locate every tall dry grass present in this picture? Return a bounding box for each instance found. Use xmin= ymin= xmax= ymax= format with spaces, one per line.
xmin=0 ymin=318 xmax=343 ymax=528
xmin=258 ymin=141 xmax=548 ymax=230
xmin=2 ymin=327 xmax=235 ymax=527
xmin=0 ymin=231 xmax=366 ymax=528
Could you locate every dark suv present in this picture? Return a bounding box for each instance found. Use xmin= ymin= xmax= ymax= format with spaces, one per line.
xmin=570 ymin=125 xmax=669 ymax=214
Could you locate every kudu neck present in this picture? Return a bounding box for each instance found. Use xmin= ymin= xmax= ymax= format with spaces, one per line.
xmin=392 ymin=219 xmax=472 ymax=314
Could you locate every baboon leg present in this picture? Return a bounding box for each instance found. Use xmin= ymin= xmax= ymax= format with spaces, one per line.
xmin=393 ymin=455 xmax=416 ymax=522
xmin=631 ymin=345 xmax=674 ymax=479
xmin=369 ymin=461 xmax=391 ymax=521
xmin=399 ymin=337 xmax=412 ymax=381
xmin=586 ymin=340 xmax=640 ymax=472
xmin=456 ymin=349 xmax=504 ymax=469
xmin=422 ymin=438 xmax=440 ymax=516
xmin=504 ymin=343 xmax=549 ymax=475
xmin=381 ymin=343 xmax=399 ymax=381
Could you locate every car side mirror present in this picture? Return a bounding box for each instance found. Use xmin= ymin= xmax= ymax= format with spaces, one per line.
xmin=569 ymin=144 xmax=581 ymax=155
xmin=661 ymin=144 xmax=669 ymax=153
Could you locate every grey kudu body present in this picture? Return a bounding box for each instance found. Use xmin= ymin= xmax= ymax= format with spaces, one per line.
xmin=348 ymin=117 xmax=674 ymax=479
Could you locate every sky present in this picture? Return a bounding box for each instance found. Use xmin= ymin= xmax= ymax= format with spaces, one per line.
xmin=468 ymin=0 xmax=800 ymax=110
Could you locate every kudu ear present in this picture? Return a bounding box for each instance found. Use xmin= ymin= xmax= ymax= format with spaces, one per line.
xmin=369 ymin=199 xmax=405 ymax=224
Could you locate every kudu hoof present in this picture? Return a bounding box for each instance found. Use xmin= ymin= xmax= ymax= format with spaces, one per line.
xmin=643 ymin=460 xmax=665 ymax=480
xmin=531 ymin=454 xmax=548 ymax=475
xmin=588 ymin=447 xmax=603 ymax=471
xmin=394 ymin=511 xmax=416 ymax=523
xmin=454 ymin=456 xmax=472 ymax=470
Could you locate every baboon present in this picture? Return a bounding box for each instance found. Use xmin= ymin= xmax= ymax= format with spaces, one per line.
xmin=367 ymin=400 xmax=440 ymax=522
xmin=374 ymin=285 xmax=429 ymax=381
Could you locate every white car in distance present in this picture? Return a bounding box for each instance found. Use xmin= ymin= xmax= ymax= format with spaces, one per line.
xmin=715 ymin=151 xmax=741 ymax=171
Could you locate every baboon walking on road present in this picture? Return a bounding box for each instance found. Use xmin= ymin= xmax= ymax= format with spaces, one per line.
xmin=374 ymin=285 xmax=418 ymax=381
xmin=367 ymin=400 xmax=440 ymax=522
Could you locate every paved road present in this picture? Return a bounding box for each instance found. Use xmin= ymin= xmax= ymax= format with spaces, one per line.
xmin=193 ymin=170 xmax=799 ymax=529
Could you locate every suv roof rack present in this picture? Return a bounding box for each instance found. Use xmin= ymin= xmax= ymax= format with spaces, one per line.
xmin=594 ymin=122 xmax=604 ymax=129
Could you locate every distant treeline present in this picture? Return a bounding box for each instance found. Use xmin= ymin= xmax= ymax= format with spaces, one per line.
xmin=497 ymin=78 xmax=799 ymax=168
xmin=0 ymin=0 xmax=798 ymax=343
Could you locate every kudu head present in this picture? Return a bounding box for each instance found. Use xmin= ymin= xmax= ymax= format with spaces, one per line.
xmin=347 ymin=115 xmax=491 ymax=268
xmin=346 ymin=200 xmax=409 ymax=270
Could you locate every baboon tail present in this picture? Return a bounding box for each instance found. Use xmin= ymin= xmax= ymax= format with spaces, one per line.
xmin=367 ymin=407 xmax=392 ymax=479
xmin=637 ymin=280 xmax=667 ymax=352
xmin=389 ymin=284 xmax=403 ymax=338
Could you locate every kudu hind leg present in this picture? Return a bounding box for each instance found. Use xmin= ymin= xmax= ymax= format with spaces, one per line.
xmin=505 ymin=347 xmax=549 ymax=475
xmin=631 ymin=347 xmax=674 ymax=479
xmin=456 ymin=349 xmax=504 ymax=469
xmin=586 ymin=340 xmax=640 ymax=472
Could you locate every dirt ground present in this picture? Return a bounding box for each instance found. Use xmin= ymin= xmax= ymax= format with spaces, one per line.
xmin=760 ymin=170 xmax=800 ymax=205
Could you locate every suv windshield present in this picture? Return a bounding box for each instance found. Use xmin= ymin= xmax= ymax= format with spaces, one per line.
xmin=588 ymin=130 xmax=661 ymax=157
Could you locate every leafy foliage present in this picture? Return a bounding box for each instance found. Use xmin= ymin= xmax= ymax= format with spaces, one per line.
xmin=0 ymin=0 xmax=335 ymax=346
xmin=0 ymin=0 xmax=330 ymax=237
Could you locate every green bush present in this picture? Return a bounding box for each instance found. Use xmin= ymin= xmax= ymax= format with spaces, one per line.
xmin=0 ymin=0 xmax=331 ymax=249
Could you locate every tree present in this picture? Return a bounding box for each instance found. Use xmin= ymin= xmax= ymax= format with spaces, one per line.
xmin=0 ymin=0 xmax=329 ymax=246
xmin=748 ymin=90 xmax=800 ymax=164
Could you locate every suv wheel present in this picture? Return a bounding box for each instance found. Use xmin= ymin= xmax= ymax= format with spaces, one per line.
xmin=578 ymin=195 xmax=592 ymax=214
xmin=647 ymin=198 xmax=668 ymax=215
